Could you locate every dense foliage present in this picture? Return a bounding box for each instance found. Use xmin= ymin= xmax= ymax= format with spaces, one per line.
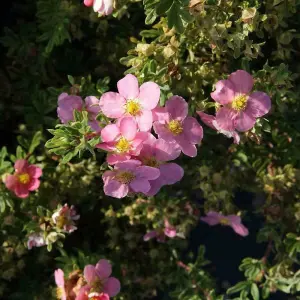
xmin=0 ymin=0 xmax=300 ymax=299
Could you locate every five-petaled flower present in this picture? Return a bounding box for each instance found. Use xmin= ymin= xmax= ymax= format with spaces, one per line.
xmin=210 ymin=70 xmax=271 ymax=132
xmin=97 ymin=117 xmax=147 ymax=165
xmin=100 ymin=74 xmax=160 ymax=132
xmin=102 ymin=160 xmax=160 ymax=198
xmin=138 ymin=133 xmax=184 ymax=196
xmin=153 ymin=96 xmax=203 ymax=157
xmin=200 ymin=211 xmax=249 ymax=237
xmin=77 ymin=259 xmax=121 ymax=299
xmin=5 ymin=159 xmax=42 ymax=198
xmin=84 ymin=0 xmax=114 ymax=16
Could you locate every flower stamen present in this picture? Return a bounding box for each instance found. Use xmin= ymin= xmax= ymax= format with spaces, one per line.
xmin=115 ymin=137 xmax=131 ymax=153
xmin=126 ymin=100 xmax=141 ymax=116
xmin=167 ymin=120 xmax=183 ymax=135
xmin=115 ymin=171 xmax=135 ymax=184
xmin=18 ymin=173 xmax=30 ymax=184
xmin=231 ymin=94 xmax=248 ymax=111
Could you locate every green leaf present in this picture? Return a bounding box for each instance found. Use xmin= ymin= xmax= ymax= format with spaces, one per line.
xmin=227 ymin=281 xmax=249 ymax=295
xmin=156 ymin=0 xmax=173 ymax=15
xmin=16 ymin=146 xmax=26 ymax=159
xmin=145 ymin=9 xmax=157 ymax=25
xmin=29 ymin=131 xmax=43 ymax=154
xmin=167 ymin=4 xmax=184 ymax=33
xmin=251 ymin=283 xmax=259 ymax=300
xmin=67 ymin=75 xmax=75 ymax=85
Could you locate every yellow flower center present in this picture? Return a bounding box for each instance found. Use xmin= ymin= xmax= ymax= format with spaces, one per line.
xmin=142 ymin=156 xmax=160 ymax=168
xmin=220 ymin=218 xmax=230 ymax=225
xmin=115 ymin=171 xmax=135 ymax=184
xmin=167 ymin=120 xmax=183 ymax=135
xmin=115 ymin=137 xmax=131 ymax=153
xmin=126 ymin=100 xmax=141 ymax=116
xmin=56 ymin=287 xmax=64 ymax=300
xmin=18 ymin=173 xmax=30 ymax=184
xmin=231 ymin=94 xmax=248 ymax=111
xmin=56 ymin=215 xmax=67 ymax=229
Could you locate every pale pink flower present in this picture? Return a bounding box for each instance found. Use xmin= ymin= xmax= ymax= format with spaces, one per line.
xmin=52 ymin=204 xmax=80 ymax=233
xmin=78 ymin=259 xmax=120 ymax=299
xmin=54 ymin=269 xmax=67 ymax=300
xmin=211 ymin=70 xmax=271 ymax=132
xmin=96 ymin=117 xmax=147 ymax=165
xmin=102 ymin=160 xmax=160 ymax=199
xmin=100 ymin=74 xmax=160 ymax=132
xmin=5 ymin=159 xmax=42 ymax=198
xmin=153 ymin=96 xmax=203 ymax=157
xmin=57 ymin=93 xmax=102 ymax=132
xmin=197 ymin=111 xmax=240 ymax=144
xmin=144 ymin=219 xmax=177 ymax=243
xmin=138 ymin=133 xmax=184 ymax=196
xmin=27 ymin=233 xmax=46 ymax=250
xmin=84 ymin=0 xmax=114 ymax=15
xmin=201 ymin=211 xmax=249 ymax=237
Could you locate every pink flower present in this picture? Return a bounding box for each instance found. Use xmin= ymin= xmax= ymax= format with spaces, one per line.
xmin=57 ymin=93 xmax=102 ymax=132
xmin=5 ymin=159 xmax=42 ymax=198
xmin=27 ymin=233 xmax=46 ymax=250
xmin=153 ymin=96 xmax=203 ymax=157
xmin=102 ymin=160 xmax=160 ymax=198
xmin=52 ymin=204 xmax=80 ymax=233
xmin=138 ymin=133 xmax=184 ymax=196
xmin=96 ymin=117 xmax=147 ymax=165
xmin=54 ymin=269 xmax=67 ymax=300
xmin=100 ymin=74 xmax=160 ymax=132
xmin=197 ymin=111 xmax=240 ymax=144
xmin=84 ymin=0 xmax=114 ymax=15
xmin=78 ymin=259 xmax=120 ymax=299
xmin=211 ymin=70 xmax=271 ymax=132
xmin=144 ymin=219 xmax=177 ymax=243
xmin=200 ymin=211 xmax=249 ymax=237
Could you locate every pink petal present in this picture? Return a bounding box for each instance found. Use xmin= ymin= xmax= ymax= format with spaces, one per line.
xmin=138 ymin=82 xmax=160 ymax=110
xmin=28 ymin=179 xmax=40 ymax=191
xmin=104 ymin=180 xmax=129 ymax=198
xmin=15 ymin=184 xmax=29 ymax=198
xmin=120 ymin=117 xmax=137 ymax=141
xmin=95 ymin=259 xmax=112 ymax=279
xmin=14 ymin=159 xmax=28 ymax=172
xmin=102 ymin=0 xmax=114 ymax=15
xmin=103 ymin=277 xmax=121 ymax=297
xmin=135 ymin=110 xmax=153 ymax=132
xmin=100 ymin=92 xmax=126 ymax=118
xmin=27 ymin=165 xmax=42 ymax=178
xmin=85 ymin=96 xmax=101 ymax=115
xmin=115 ymin=159 xmax=141 ymax=171
xmin=84 ymin=265 xmax=96 ymax=284
xmin=246 ymin=92 xmax=271 ymax=118
xmin=129 ymin=178 xmax=151 ymax=194
xmin=155 ymin=139 xmax=181 ymax=161
xmin=165 ymin=96 xmax=188 ymax=121
xmin=232 ymin=132 xmax=240 ymax=144
xmin=76 ymin=285 xmax=90 ymax=300
xmin=84 ymin=0 xmax=93 ymax=7
xmin=158 ymin=163 xmax=184 ymax=185
xmin=143 ymin=231 xmax=157 ymax=241
xmin=88 ymin=120 xmax=102 ymax=132
xmin=135 ymin=166 xmax=160 ymax=180
xmin=153 ymin=122 xmax=175 ymax=142
xmin=196 ymin=111 xmax=217 ymax=130
xmin=228 ymin=216 xmax=249 ymax=237
xmin=228 ymin=70 xmax=254 ymax=94
xmin=183 ymin=117 xmax=203 ymax=144
xmin=107 ymin=154 xmax=131 ymax=165
xmin=200 ymin=211 xmax=222 ymax=226
xmin=145 ymin=178 xmax=164 ymax=196
xmin=175 ymin=136 xmax=197 ymax=157
xmin=5 ymin=174 xmax=17 ymax=190
xmin=54 ymin=269 xmax=65 ymax=287
xmin=235 ymin=111 xmax=256 ymax=132
xmin=211 ymin=80 xmax=236 ymax=105
xmin=117 ymin=74 xmax=139 ymax=99
xmin=101 ymin=124 xmax=120 ymax=142
xmin=102 ymin=170 xmax=115 ymax=185
xmin=96 ymin=142 xmax=115 ymax=152
xmin=57 ymin=94 xmax=83 ymax=124
xmin=215 ymin=107 xmax=238 ymax=131
xmin=152 ymin=106 xmax=168 ymax=122
xmin=164 ymin=227 xmax=177 ymax=238
xmin=93 ymin=0 xmax=104 ymax=12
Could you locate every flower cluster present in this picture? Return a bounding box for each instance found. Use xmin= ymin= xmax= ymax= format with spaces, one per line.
xmin=197 ymin=70 xmax=271 ymax=144
xmin=98 ymin=75 xmax=203 ymax=198
xmin=54 ymin=259 xmax=120 ymax=300
xmin=52 ymin=204 xmax=80 ymax=233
